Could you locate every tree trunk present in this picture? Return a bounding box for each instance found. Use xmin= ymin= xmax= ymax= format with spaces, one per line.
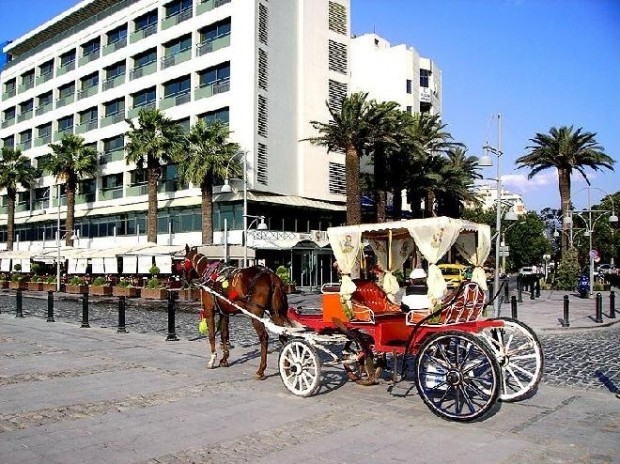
xmin=345 ymin=145 xmax=361 ymax=225
xmin=6 ymin=193 xmax=15 ymax=251
xmin=65 ymin=182 xmax=76 ymax=247
xmin=392 ymin=185 xmax=403 ymax=220
xmin=425 ymin=189 xmax=436 ymax=217
xmin=147 ymin=164 xmax=160 ymax=243
xmin=201 ymin=180 xmax=214 ymax=245
xmin=373 ymin=148 xmax=386 ymax=223
xmin=558 ymin=168 xmax=571 ymax=257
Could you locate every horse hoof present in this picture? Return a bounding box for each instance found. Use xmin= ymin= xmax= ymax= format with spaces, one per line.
xmin=219 ymin=360 xmax=229 ymax=367
xmin=255 ymin=373 xmax=266 ymax=380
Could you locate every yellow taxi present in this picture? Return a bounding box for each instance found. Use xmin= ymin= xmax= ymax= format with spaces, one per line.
xmin=438 ymin=263 xmax=468 ymax=288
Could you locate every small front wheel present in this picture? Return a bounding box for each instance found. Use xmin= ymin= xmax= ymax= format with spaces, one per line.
xmin=415 ymin=331 xmax=501 ymax=422
xmin=279 ymin=339 xmax=322 ymax=397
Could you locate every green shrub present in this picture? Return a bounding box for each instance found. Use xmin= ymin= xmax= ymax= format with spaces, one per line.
xmin=13 ymin=263 xmax=22 ymax=272
xmin=46 ymin=276 xmax=56 ymax=284
xmin=11 ymin=273 xmax=23 ymax=282
xmin=31 ymin=275 xmax=42 ymax=283
xmin=149 ymin=265 xmax=160 ymax=276
xmin=69 ymin=276 xmax=86 ymax=286
xmin=555 ymin=248 xmax=580 ymax=291
xmin=31 ymin=263 xmax=43 ymax=275
xmin=146 ymin=277 xmax=162 ymax=289
xmin=117 ymin=278 xmax=131 ymax=288
xmin=92 ymin=276 xmax=107 ymax=286
xmin=276 ymin=265 xmax=290 ymax=284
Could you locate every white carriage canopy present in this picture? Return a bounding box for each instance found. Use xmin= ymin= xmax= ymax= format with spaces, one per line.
xmin=327 ymin=217 xmax=491 ymax=309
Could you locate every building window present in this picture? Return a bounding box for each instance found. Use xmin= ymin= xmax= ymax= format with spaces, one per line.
xmin=102 ymin=173 xmax=123 ymax=189
xmin=328 ymin=1 xmax=347 ymax=35
xmin=103 ymin=135 xmax=124 ymax=152
xmin=328 ymin=79 xmax=347 ymax=111
xmin=257 ymin=95 xmax=268 ymax=137
xmin=258 ymin=3 xmax=268 ymax=45
xmin=420 ymin=69 xmax=430 ymax=88
xmin=328 ymin=40 xmax=347 ymax=74
xmin=200 ymin=107 xmax=229 ymax=125
xmin=163 ymin=76 xmax=191 ymax=97
xmin=106 ymin=61 xmax=126 ymax=79
xmin=257 ymin=142 xmax=268 ymax=186
xmin=58 ymin=115 xmax=74 ymax=131
xmin=59 ymin=50 xmax=76 ymax=67
xmin=165 ymin=0 xmax=192 ymax=18
xmin=107 ymin=25 xmax=128 ymax=44
xmin=406 ymin=79 xmax=412 ymax=94
xmin=200 ymin=18 xmax=231 ymax=41
xmin=134 ymin=49 xmax=157 ymax=68
xmin=258 ymin=48 xmax=268 ymax=90
xmin=198 ymin=62 xmax=230 ymax=86
xmin=104 ymin=98 xmax=125 ymax=116
xmin=164 ymin=35 xmax=192 ymax=56
xmin=329 ymin=162 xmax=346 ymax=195
xmin=132 ymin=88 xmax=156 ymax=108
xmin=135 ymin=10 xmax=158 ymax=31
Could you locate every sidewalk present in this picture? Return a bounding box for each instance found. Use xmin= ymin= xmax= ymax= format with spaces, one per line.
xmin=1 ymin=314 xmax=619 ymax=464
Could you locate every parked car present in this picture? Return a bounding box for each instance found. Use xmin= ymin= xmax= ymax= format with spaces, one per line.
xmin=519 ymin=266 xmax=537 ymax=276
xmin=596 ymin=264 xmax=617 ymax=275
xmin=438 ymin=263 xmax=468 ymax=288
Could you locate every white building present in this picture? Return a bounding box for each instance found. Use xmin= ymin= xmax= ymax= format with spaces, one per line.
xmin=0 ymin=0 xmax=350 ymax=279
xmin=473 ymin=184 xmax=526 ymax=216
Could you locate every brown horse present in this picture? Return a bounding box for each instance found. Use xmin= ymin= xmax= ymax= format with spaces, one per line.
xmin=184 ymin=245 xmax=292 ymax=380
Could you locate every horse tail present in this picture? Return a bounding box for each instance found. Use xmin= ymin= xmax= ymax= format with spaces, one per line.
xmin=270 ymin=272 xmax=293 ymax=327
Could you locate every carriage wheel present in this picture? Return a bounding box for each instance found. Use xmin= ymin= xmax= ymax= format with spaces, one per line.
xmin=278 ymin=339 xmax=321 ymax=397
xmin=479 ymin=317 xmax=544 ymax=402
xmin=342 ymin=341 xmax=382 ymax=386
xmin=414 ymin=331 xmax=501 ymax=422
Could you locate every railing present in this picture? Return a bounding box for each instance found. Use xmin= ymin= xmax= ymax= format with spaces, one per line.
xmin=99 ymin=186 xmax=124 ymax=201
xmin=101 ymin=110 xmax=126 ymax=127
xmin=36 ymin=71 xmax=53 ymax=86
xmin=2 ymin=88 xmax=16 ymax=100
xmin=99 ymin=149 xmax=125 ymax=165
xmin=35 ymin=102 xmax=53 ymax=116
xmin=160 ymin=48 xmax=191 ymax=70
xmin=129 ymin=61 xmax=157 ymax=80
xmin=17 ymin=139 xmax=32 ymax=151
xmin=18 ymin=79 xmax=35 ymax=93
xmin=56 ymin=93 xmax=75 ymax=108
xmin=34 ymin=135 xmax=52 ymax=147
xmin=127 ymin=101 xmax=155 ymax=119
xmin=1 ymin=117 xmax=15 ymax=128
xmin=76 ymin=193 xmax=96 ymax=204
xmin=196 ymin=33 xmax=230 ymax=57
xmin=54 ymin=127 xmax=74 ymax=141
xmin=194 ymin=79 xmax=230 ymax=100
xmin=77 ymin=85 xmax=98 ymax=100
xmin=76 ymin=119 xmax=98 ymax=134
xmin=32 ymin=199 xmax=49 ymax=210
xmin=79 ymin=48 xmax=101 ymax=66
xmin=197 ymin=0 xmax=231 ymax=15
xmin=102 ymin=74 xmax=125 ymax=91
xmin=126 ymin=183 xmax=148 ymax=197
xmin=160 ymin=90 xmax=191 ymax=110
xmin=162 ymin=7 xmax=192 ymax=30
xmin=57 ymin=60 xmax=76 ymax=76
xmin=16 ymin=202 xmax=30 ymax=213
xmin=103 ymin=37 xmax=127 ymax=56
xmin=130 ymin=23 xmax=157 ymax=43
xmin=17 ymin=110 xmax=33 ymax=122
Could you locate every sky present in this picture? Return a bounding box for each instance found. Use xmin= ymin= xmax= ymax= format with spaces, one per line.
xmin=1 ymin=0 xmax=618 ymax=212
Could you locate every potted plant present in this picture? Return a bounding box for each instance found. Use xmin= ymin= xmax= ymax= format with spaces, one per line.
xmin=9 ymin=264 xmax=27 ymax=290
xmin=141 ymin=265 xmax=168 ymax=299
xmin=276 ymin=265 xmax=296 ymax=294
xmin=66 ymin=276 xmax=88 ymax=294
xmin=89 ymin=276 xmax=113 ymax=296
xmin=42 ymin=275 xmax=58 ymax=292
xmin=28 ymin=274 xmax=44 ymax=291
xmin=113 ymin=277 xmax=140 ymax=298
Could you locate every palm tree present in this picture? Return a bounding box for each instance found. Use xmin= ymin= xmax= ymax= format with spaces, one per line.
xmin=306 ymin=92 xmax=398 ymax=225
xmin=516 ymin=125 xmax=615 ymax=255
xmin=46 ymin=134 xmax=98 ymax=247
xmin=0 ymin=147 xmax=37 ymax=251
xmin=435 ymin=147 xmax=483 ymax=217
xmin=176 ymin=119 xmax=240 ymax=244
xmin=125 ymin=108 xmax=184 ymax=243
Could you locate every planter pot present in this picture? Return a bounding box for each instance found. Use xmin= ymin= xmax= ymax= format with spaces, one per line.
xmin=141 ymin=287 xmax=168 ymax=299
xmin=113 ymin=286 xmax=141 ymax=298
xmin=178 ymin=288 xmax=201 ymax=301
xmin=0 ymin=281 xmax=9 ymax=289
xmin=28 ymin=282 xmax=44 ymax=291
xmin=89 ymin=286 xmax=113 ymax=296
xmin=42 ymin=283 xmax=58 ymax=292
xmin=9 ymin=281 xmax=27 ymax=290
xmin=66 ymin=284 xmax=89 ymax=294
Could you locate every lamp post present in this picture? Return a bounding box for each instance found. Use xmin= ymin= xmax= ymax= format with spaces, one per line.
xmin=57 ymin=184 xmax=61 ymax=292
xmin=564 ymin=182 xmax=617 ymax=296
xmin=478 ymin=114 xmax=517 ymax=317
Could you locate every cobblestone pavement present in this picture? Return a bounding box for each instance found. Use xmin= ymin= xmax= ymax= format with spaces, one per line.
xmin=1 ymin=290 xmax=619 ymax=395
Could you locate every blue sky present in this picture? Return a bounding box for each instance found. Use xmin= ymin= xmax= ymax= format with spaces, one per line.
xmin=2 ymin=0 xmax=618 ymax=212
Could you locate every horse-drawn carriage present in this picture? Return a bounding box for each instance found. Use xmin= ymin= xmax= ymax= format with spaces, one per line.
xmin=185 ymin=217 xmax=544 ymax=422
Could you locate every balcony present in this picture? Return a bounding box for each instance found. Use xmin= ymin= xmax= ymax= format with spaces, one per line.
xmin=102 ymin=74 xmax=125 ymax=91
xmin=17 ymin=110 xmax=33 ymax=123
xmin=35 ymin=102 xmax=53 ymax=116
xmin=56 ymin=93 xmax=75 ymax=108
xmin=127 ymin=101 xmax=155 ymax=119
xmin=1 ymin=117 xmax=15 ymax=129
xmin=18 ymin=79 xmax=35 ymax=93
xmin=196 ymin=34 xmax=230 ymax=57
xmin=76 ymin=192 xmax=96 ymax=204
xmin=129 ymin=61 xmax=157 ymax=80
xmin=158 ymin=179 xmax=185 ymax=193
xmin=17 ymin=139 xmax=32 ymax=151
xmin=101 ymin=110 xmax=126 ymax=128
xmin=2 ymin=88 xmax=16 ymax=101
xmin=57 ymin=60 xmax=76 ymax=77
xmin=160 ymin=90 xmax=191 ymax=110
xmin=33 ymin=199 xmax=49 ymax=211
xmin=130 ymin=23 xmax=157 ymax=44
xmin=51 ymin=196 xmax=68 ymax=208
xmin=76 ymin=118 xmax=98 ymax=135
xmin=103 ymin=37 xmax=127 ymax=56
xmin=99 ymin=148 xmax=125 ymax=165
xmin=160 ymin=48 xmax=191 ymax=70
xmin=197 ymin=0 xmax=231 ymax=15
xmin=78 ymin=85 xmax=98 ymax=100
xmin=99 ymin=186 xmax=124 ymax=201
xmin=16 ymin=202 xmax=30 ymax=213
xmin=194 ymin=79 xmax=230 ymax=100
xmin=126 ymin=183 xmax=148 ymax=197
xmin=162 ymin=7 xmax=192 ymax=30
xmin=36 ymin=71 xmax=53 ymax=86
xmin=0 ymin=205 xmax=7 ymax=215
xmin=79 ymin=49 xmax=101 ymax=67
xmin=34 ymin=134 xmax=52 ymax=147
xmin=54 ymin=127 xmax=74 ymax=141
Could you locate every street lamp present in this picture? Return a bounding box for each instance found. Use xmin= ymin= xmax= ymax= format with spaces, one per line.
xmin=563 ymin=182 xmax=617 ymax=296
xmin=478 ymin=113 xmax=518 ymax=317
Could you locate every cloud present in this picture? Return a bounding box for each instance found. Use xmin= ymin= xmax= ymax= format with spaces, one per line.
xmin=502 ymin=171 xmax=557 ymax=193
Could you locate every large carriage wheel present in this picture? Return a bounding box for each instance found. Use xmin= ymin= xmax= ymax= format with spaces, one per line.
xmin=479 ymin=317 xmax=544 ymax=402
xmin=278 ymin=339 xmax=321 ymax=397
xmin=414 ymin=331 xmax=501 ymax=422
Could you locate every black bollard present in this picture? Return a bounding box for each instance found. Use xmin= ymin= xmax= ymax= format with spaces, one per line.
xmin=504 ymin=279 xmax=509 ymax=302
xmin=47 ymin=291 xmax=55 ymax=322
xmin=594 ymin=293 xmax=603 ymax=323
xmin=610 ymin=291 xmax=616 ymax=319
xmin=511 ymin=295 xmax=518 ymax=319
xmin=117 ymin=295 xmax=127 ymax=333
xmin=535 ymin=278 xmax=541 ymax=298
xmin=562 ymin=295 xmax=570 ymax=327
xmin=166 ymin=290 xmax=179 ymax=341
xmin=81 ymin=292 xmax=90 ymax=328
xmin=16 ymin=288 xmax=24 ymax=318
xmin=530 ymin=278 xmax=535 ymax=300
xmin=517 ymin=276 xmax=523 ymax=303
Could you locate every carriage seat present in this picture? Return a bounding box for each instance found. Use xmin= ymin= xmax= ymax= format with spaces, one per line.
xmin=405 ymin=281 xmax=486 ymax=326
xmin=350 ymin=279 xmax=402 ymax=323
